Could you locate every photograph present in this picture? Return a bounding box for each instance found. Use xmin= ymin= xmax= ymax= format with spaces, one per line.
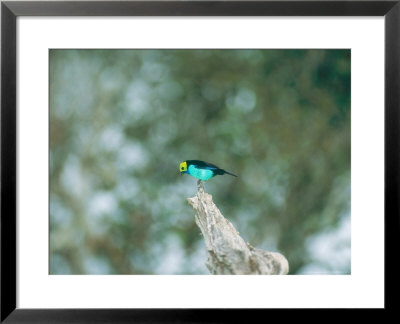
xmin=3 ymin=0 xmax=397 ymax=319
xmin=49 ymin=49 xmax=351 ymax=275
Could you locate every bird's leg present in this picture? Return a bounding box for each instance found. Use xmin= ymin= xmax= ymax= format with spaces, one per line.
xmin=197 ymin=180 xmax=204 ymax=193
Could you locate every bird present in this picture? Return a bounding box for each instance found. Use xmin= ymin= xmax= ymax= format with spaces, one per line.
xmin=179 ymin=160 xmax=237 ymax=181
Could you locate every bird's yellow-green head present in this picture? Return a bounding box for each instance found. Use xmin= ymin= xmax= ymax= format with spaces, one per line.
xmin=179 ymin=161 xmax=188 ymax=174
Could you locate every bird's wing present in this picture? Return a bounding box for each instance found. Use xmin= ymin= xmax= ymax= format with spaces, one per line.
xmin=189 ymin=160 xmax=220 ymax=170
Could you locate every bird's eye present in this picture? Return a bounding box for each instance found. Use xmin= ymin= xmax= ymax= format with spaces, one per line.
xmin=181 ymin=167 xmax=184 ymax=170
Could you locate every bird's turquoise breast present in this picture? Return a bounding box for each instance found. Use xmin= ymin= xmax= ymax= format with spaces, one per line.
xmin=188 ymin=165 xmax=214 ymax=181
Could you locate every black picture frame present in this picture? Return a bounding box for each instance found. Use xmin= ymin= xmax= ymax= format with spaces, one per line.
xmin=1 ymin=1 xmax=398 ymax=322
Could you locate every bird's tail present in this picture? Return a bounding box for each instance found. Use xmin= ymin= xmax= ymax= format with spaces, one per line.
xmin=223 ymin=170 xmax=238 ymax=177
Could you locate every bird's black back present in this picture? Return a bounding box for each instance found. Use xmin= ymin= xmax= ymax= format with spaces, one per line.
xmin=186 ymin=160 xmax=220 ymax=169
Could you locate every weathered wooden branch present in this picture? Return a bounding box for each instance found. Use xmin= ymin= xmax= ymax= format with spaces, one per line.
xmin=187 ymin=186 xmax=289 ymax=275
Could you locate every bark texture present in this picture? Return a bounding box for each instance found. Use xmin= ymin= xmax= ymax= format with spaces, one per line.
xmin=187 ymin=188 xmax=289 ymax=275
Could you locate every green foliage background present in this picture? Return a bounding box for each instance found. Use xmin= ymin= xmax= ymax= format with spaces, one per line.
xmin=50 ymin=49 xmax=351 ymax=274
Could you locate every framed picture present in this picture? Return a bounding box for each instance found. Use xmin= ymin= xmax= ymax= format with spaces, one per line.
xmin=1 ymin=0 xmax=398 ymax=321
